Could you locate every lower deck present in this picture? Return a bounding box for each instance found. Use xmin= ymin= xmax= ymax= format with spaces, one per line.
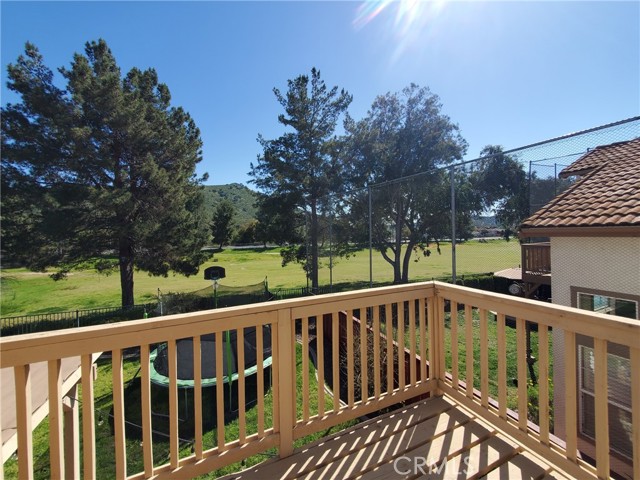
xmin=223 ymin=395 xmax=573 ymax=480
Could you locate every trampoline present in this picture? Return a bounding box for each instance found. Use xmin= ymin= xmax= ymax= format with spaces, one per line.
xmin=150 ymin=325 xmax=273 ymax=389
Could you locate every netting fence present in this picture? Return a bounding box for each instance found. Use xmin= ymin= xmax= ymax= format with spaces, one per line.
xmin=304 ymin=116 xmax=640 ymax=290
xmin=157 ymin=280 xmax=270 ymax=315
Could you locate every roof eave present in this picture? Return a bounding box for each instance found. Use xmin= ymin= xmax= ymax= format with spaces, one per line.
xmin=519 ymin=225 xmax=640 ymax=238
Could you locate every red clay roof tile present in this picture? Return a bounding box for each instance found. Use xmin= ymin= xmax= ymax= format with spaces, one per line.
xmin=521 ymin=138 xmax=640 ymax=231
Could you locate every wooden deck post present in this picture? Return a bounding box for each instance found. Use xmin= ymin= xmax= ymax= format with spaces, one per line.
xmin=277 ymin=308 xmax=295 ymax=458
xmin=431 ymin=294 xmax=445 ymax=395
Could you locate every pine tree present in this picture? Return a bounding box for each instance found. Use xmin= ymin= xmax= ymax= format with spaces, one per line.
xmin=1 ymin=40 xmax=210 ymax=306
xmin=250 ymin=68 xmax=351 ymax=292
xmin=211 ymin=199 xmax=237 ymax=249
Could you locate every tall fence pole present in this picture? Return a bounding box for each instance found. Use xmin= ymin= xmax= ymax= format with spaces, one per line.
xmin=450 ymin=166 xmax=457 ymax=283
xmin=368 ymin=185 xmax=373 ymax=288
xmin=329 ymin=202 xmax=333 ymax=293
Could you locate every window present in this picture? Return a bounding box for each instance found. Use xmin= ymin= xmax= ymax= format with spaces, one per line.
xmin=577 ymin=292 xmax=638 ymax=319
xmin=573 ymin=288 xmax=637 ymax=461
xmin=578 ymin=346 xmax=633 ymax=459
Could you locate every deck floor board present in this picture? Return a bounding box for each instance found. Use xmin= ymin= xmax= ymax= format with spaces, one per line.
xmin=221 ymin=396 xmax=574 ymax=480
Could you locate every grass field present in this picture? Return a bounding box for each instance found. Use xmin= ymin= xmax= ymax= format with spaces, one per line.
xmin=0 ymin=239 xmax=520 ymax=316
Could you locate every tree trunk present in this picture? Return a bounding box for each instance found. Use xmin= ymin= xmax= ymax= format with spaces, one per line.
xmin=393 ymin=207 xmax=403 ymax=284
xmin=119 ymin=237 xmax=135 ymax=307
xmin=401 ymin=240 xmax=414 ymax=283
xmin=310 ymin=202 xmax=319 ymax=293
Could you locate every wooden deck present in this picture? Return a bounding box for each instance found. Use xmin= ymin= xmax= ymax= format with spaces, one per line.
xmin=4 ymin=282 xmax=637 ymax=479
xmin=224 ymin=395 xmax=573 ymax=480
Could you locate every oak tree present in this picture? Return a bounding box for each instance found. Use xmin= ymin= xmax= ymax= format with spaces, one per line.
xmin=343 ymin=84 xmax=468 ymax=283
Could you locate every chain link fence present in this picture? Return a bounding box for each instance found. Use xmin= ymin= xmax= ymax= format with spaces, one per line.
xmin=305 ymin=116 xmax=639 ymax=290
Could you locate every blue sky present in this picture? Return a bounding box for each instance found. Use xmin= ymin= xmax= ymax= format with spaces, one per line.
xmin=2 ymin=1 xmax=639 ymax=186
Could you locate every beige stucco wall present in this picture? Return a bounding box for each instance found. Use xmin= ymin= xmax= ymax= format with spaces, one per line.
xmin=550 ymin=236 xmax=640 ymax=308
xmin=551 ymin=236 xmax=639 ymax=475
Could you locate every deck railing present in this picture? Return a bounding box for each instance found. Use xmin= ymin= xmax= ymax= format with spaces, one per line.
xmin=1 ymin=282 xmax=638 ymax=480
xmin=434 ymin=282 xmax=640 ymax=480
xmin=522 ymin=242 xmax=551 ymax=282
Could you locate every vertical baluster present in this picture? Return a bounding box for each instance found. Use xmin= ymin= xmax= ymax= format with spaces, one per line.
xmin=332 ymin=313 xmax=340 ymax=413
xmin=272 ymin=323 xmax=280 ymax=431
xmin=373 ymin=305 xmax=381 ymax=399
xmin=479 ymin=309 xmax=488 ymax=408
xmin=538 ymin=325 xmax=550 ymax=446
xmin=81 ymin=355 xmax=96 ymax=480
xmin=112 ymin=349 xmax=126 ymax=478
xmin=347 ymin=309 xmax=355 ymax=407
xmin=256 ymin=326 xmax=265 ymax=436
xmin=140 ymin=344 xmax=155 ymax=473
xmin=317 ymin=315 xmax=325 ymax=417
xmin=451 ymin=301 xmax=459 ymax=389
xmin=192 ymin=336 xmax=203 ymax=458
xmin=409 ymin=300 xmax=417 ymax=386
xmin=398 ymin=303 xmax=405 ymax=390
xmin=429 ymin=298 xmax=440 ymax=382
xmin=594 ymin=338 xmax=610 ymax=478
xmin=465 ymin=305 xmax=474 ymax=399
xmin=360 ymin=307 xmax=368 ymax=402
xmin=438 ymin=296 xmax=446 ymax=383
xmin=564 ymin=331 xmax=578 ymax=462
xmin=386 ymin=303 xmax=394 ymax=394
xmin=302 ymin=317 xmax=309 ymax=421
xmin=216 ymin=331 xmax=226 ymax=450
xmin=292 ymin=319 xmax=297 ymax=422
xmin=168 ymin=339 xmax=179 ymax=467
xmin=48 ymin=359 xmax=64 ymax=479
xmin=14 ymin=365 xmax=33 ymax=480
xmin=64 ymin=384 xmax=79 ymax=479
xmin=237 ymin=329 xmax=246 ymax=443
xmin=497 ymin=313 xmax=507 ymax=420
xmin=420 ymin=297 xmax=427 ymax=383
xmin=516 ymin=318 xmax=528 ymax=431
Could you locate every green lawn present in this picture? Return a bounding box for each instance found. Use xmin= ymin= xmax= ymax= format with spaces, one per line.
xmin=1 ymin=240 xmax=519 ymax=317
xmin=442 ymin=309 xmax=553 ymax=426
xmin=389 ymin=306 xmax=553 ymax=426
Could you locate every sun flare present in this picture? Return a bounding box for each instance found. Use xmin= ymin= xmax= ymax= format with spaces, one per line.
xmin=353 ymin=0 xmax=449 ymax=62
xmin=354 ymin=0 xmax=447 ymax=32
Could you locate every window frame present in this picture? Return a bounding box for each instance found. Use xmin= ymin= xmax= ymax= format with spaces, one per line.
xmin=577 ymin=344 xmax=633 ymax=459
xmin=570 ymin=286 xmax=639 ymax=320
xmin=571 ymin=286 xmax=638 ymax=461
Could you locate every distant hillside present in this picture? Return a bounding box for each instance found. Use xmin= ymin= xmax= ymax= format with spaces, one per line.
xmin=203 ymin=183 xmax=258 ymax=226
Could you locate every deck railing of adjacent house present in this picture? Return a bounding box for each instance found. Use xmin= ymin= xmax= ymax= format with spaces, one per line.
xmin=521 ymin=242 xmax=551 ymax=277
xmin=1 ymin=281 xmax=639 ymax=480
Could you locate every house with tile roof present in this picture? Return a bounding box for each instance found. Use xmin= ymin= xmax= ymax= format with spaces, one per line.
xmin=520 ymin=138 xmax=640 ymax=478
